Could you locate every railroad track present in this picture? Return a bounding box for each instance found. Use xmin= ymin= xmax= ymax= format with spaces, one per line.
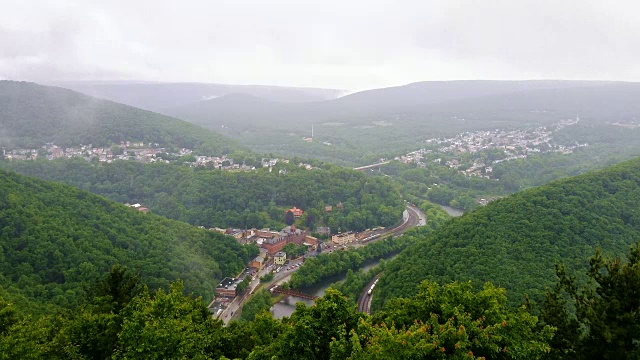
xmin=359 ymin=205 xmax=421 ymax=244
xmin=387 ymin=205 xmax=420 ymax=235
xmin=357 ymin=273 xmax=383 ymax=314
xmin=355 ymin=205 xmax=424 ymax=314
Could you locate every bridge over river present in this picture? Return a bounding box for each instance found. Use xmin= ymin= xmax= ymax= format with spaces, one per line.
xmin=270 ymin=286 xmax=318 ymax=300
xmin=353 ymin=161 xmax=390 ymax=171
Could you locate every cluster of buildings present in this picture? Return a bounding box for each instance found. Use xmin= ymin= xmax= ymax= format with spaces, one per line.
xmin=3 ymin=142 xmax=185 ymax=164
xmin=217 ymin=225 xmax=319 ymax=258
xmin=205 ymin=203 xmax=391 ymax=317
xmin=211 ymin=203 xmax=386 ymax=293
xmin=210 ymin=224 xmax=318 ymax=301
xmin=396 ymin=117 xmax=587 ymax=179
xmin=1 ymin=142 xmax=292 ymax=173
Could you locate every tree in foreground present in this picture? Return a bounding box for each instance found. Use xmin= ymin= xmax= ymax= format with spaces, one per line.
xmin=249 ymin=289 xmax=362 ymax=359
xmin=116 ymin=281 xmax=225 ymax=359
xmin=329 ymin=281 xmax=554 ymax=359
xmin=285 ymin=211 xmax=295 ymax=226
xmin=540 ymin=243 xmax=640 ymax=360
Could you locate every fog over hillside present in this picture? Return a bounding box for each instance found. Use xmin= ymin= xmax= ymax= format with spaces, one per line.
xmin=167 ymin=80 xmax=640 ymax=129
xmin=46 ymin=81 xmax=343 ymax=112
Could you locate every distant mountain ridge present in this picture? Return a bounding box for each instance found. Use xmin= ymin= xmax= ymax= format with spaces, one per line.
xmin=0 ymin=81 xmax=239 ymax=155
xmin=324 ymin=80 xmax=615 ymax=110
xmin=46 ymin=80 xmax=344 ymax=111
xmin=166 ymin=80 xmax=640 ymax=131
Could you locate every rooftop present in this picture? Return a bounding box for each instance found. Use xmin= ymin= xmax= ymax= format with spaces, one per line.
xmin=217 ymin=277 xmax=238 ymax=290
xmin=334 ymin=232 xmax=354 ymax=238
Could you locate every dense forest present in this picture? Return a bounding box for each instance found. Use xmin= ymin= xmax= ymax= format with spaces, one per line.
xmin=0 ymin=159 xmax=404 ymax=232
xmin=0 ymin=81 xmax=238 ymax=155
xmin=3 ymin=244 xmax=637 ymax=359
xmin=0 ymin=169 xmax=256 ymax=314
xmin=374 ymin=157 xmax=640 ymax=309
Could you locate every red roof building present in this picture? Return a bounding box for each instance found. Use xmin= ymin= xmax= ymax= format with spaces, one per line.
xmin=286 ymin=206 xmax=304 ymax=218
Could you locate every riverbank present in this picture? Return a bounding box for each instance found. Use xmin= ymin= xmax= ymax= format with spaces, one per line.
xmin=271 ymin=255 xmax=397 ymax=318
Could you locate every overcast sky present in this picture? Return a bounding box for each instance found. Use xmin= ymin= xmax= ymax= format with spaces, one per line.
xmin=1 ymin=0 xmax=639 ymax=90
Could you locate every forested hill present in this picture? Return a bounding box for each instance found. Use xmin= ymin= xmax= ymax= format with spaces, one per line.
xmin=0 ymin=159 xmax=405 ymax=231
xmin=374 ymin=157 xmax=640 ymax=307
xmin=0 ymin=81 xmax=238 ymax=155
xmin=0 ymin=168 xmax=255 ymax=314
xmin=167 ymin=80 xmax=640 ymax=131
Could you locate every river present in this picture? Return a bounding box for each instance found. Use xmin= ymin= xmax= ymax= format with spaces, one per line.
xmin=270 ymin=256 xmax=394 ymax=318
xmin=438 ymin=204 xmax=464 ymax=217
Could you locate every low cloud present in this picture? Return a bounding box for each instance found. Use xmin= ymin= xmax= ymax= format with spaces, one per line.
xmin=1 ymin=0 xmax=639 ymax=89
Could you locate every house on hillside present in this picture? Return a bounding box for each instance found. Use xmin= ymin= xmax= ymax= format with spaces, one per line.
xmin=225 ymin=228 xmax=244 ymax=239
xmin=127 ymin=203 xmax=149 ymax=213
xmin=287 ymin=206 xmax=304 ymax=218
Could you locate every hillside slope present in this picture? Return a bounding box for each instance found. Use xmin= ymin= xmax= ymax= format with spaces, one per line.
xmin=168 ymin=93 xmax=294 ymax=130
xmin=0 ymin=81 xmax=238 ymax=155
xmin=374 ymin=157 xmax=640 ymax=307
xmin=0 ymin=168 xmax=254 ymax=313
